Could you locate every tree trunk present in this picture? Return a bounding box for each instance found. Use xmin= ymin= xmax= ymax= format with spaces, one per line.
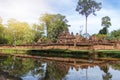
xmin=85 ymin=16 xmax=88 ymax=34
xmin=86 ymin=69 xmax=88 ymax=80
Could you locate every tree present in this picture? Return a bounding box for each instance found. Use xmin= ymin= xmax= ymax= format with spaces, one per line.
xmin=99 ymin=16 xmax=111 ymax=34
xmin=110 ymin=29 xmax=120 ymax=40
xmin=40 ymin=13 xmax=69 ymax=41
xmin=40 ymin=14 xmax=53 ymax=38
xmin=32 ymin=23 xmax=44 ymax=42
xmin=99 ymin=27 xmax=108 ymax=34
xmin=102 ymin=16 xmax=111 ymax=28
xmin=0 ymin=17 xmax=8 ymax=44
xmin=6 ymin=18 xmax=34 ymax=45
xmin=0 ymin=18 xmax=4 ymax=37
xmin=76 ymin=0 xmax=102 ymax=34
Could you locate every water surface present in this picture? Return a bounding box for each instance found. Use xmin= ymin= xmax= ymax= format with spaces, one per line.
xmin=0 ymin=55 xmax=120 ymax=80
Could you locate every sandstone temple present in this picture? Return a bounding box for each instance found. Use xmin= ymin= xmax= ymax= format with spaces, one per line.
xmin=57 ymin=29 xmax=84 ymax=45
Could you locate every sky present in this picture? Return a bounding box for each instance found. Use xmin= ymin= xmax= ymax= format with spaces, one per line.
xmin=0 ymin=0 xmax=120 ymax=35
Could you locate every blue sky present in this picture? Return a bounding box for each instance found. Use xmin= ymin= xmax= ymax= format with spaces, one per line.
xmin=0 ymin=0 xmax=120 ymax=35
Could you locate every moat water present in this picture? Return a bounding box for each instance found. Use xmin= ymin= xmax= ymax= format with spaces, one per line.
xmin=0 ymin=55 xmax=120 ymax=80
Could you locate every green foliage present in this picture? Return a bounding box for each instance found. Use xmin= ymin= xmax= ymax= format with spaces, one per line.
xmin=101 ymin=16 xmax=111 ymax=28
xmin=0 ymin=15 xmax=70 ymax=44
xmin=39 ymin=36 xmax=49 ymax=43
xmin=76 ymin=0 xmax=102 ymax=17
xmin=40 ymin=13 xmax=69 ymax=41
xmin=44 ymin=62 xmax=67 ymax=80
xmin=0 ymin=38 xmax=8 ymax=44
xmin=1 ymin=56 xmax=42 ymax=77
xmin=99 ymin=27 xmax=108 ymax=34
xmin=99 ymin=16 xmax=111 ymax=34
xmin=110 ymin=29 xmax=120 ymax=40
xmin=97 ymin=50 xmax=120 ymax=58
xmin=6 ymin=18 xmax=34 ymax=45
xmin=32 ymin=23 xmax=44 ymax=42
xmin=92 ymin=34 xmax=107 ymax=40
xmin=0 ymin=20 xmax=8 ymax=44
xmin=111 ymin=64 xmax=120 ymax=71
xmin=3 ymin=56 xmax=13 ymax=68
xmin=76 ymin=0 xmax=102 ymax=33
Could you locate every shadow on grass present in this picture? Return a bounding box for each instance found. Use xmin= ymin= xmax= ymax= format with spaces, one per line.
xmin=26 ymin=49 xmax=89 ymax=59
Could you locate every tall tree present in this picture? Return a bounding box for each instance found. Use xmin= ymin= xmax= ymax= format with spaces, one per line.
xmin=99 ymin=27 xmax=108 ymax=34
xmin=102 ymin=16 xmax=111 ymax=28
xmin=40 ymin=14 xmax=53 ymax=38
xmin=99 ymin=16 xmax=111 ymax=34
xmin=40 ymin=13 xmax=69 ymax=41
xmin=76 ymin=0 xmax=102 ymax=34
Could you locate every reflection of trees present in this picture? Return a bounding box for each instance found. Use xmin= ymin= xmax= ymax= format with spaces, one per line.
xmin=111 ymin=64 xmax=120 ymax=71
xmin=31 ymin=60 xmax=45 ymax=78
xmin=3 ymin=56 xmax=35 ymax=76
xmin=43 ymin=62 xmax=68 ymax=80
xmin=0 ymin=56 xmax=23 ymax=80
xmin=0 ymin=56 xmax=45 ymax=79
xmin=0 ymin=70 xmax=22 ymax=80
xmin=100 ymin=65 xmax=112 ymax=80
xmin=14 ymin=58 xmax=35 ymax=76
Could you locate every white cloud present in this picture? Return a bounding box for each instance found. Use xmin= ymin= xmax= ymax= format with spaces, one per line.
xmin=0 ymin=0 xmax=120 ymax=35
xmin=0 ymin=0 xmax=54 ymax=24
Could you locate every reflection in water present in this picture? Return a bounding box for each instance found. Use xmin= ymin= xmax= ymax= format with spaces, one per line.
xmin=63 ymin=66 xmax=102 ymax=80
xmin=0 ymin=56 xmax=120 ymax=80
xmin=100 ymin=65 xmax=112 ymax=80
xmin=111 ymin=63 xmax=120 ymax=70
xmin=0 ymin=56 xmax=45 ymax=80
xmin=43 ymin=62 xmax=68 ymax=80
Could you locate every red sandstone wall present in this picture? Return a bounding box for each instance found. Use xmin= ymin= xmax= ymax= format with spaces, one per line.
xmin=116 ymin=43 xmax=120 ymax=49
xmin=93 ymin=45 xmax=114 ymax=50
xmin=0 ymin=43 xmax=120 ymax=50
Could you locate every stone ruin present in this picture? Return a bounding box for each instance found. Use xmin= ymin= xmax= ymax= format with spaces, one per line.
xmin=56 ymin=29 xmax=109 ymax=45
xmin=57 ymin=29 xmax=83 ymax=44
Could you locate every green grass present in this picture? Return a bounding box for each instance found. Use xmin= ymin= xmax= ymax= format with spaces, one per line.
xmin=0 ymin=49 xmax=28 ymax=54
xmin=0 ymin=48 xmax=120 ymax=58
xmin=96 ymin=50 xmax=120 ymax=53
xmin=96 ymin=50 xmax=120 ymax=58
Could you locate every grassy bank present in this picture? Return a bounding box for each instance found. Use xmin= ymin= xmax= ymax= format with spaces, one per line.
xmin=0 ymin=49 xmax=89 ymax=58
xmin=27 ymin=49 xmax=89 ymax=58
xmin=0 ymin=48 xmax=120 ymax=59
xmin=0 ymin=48 xmax=28 ymax=54
xmin=97 ymin=50 xmax=120 ymax=58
